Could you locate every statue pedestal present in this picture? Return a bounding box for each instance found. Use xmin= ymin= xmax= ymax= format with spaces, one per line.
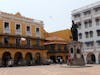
xmin=67 ymin=55 xmax=85 ymax=66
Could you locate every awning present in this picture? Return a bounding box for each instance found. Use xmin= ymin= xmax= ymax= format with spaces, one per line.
xmin=96 ymin=40 xmax=100 ymax=43
xmin=96 ymin=30 xmax=100 ymax=32
xmin=85 ymin=41 xmax=93 ymax=44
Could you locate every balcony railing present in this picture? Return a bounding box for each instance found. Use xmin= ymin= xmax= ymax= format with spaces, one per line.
xmin=16 ymin=30 xmax=22 ymax=35
xmin=48 ymin=49 xmax=67 ymax=53
xmin=0 ymin=43 xmax=45 ymax=50
xmin=4 ymin=28 xmax=10 ymax=33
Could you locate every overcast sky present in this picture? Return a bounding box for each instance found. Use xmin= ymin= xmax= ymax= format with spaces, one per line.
xmin=0 ymin=0 xmax=99 ymax=32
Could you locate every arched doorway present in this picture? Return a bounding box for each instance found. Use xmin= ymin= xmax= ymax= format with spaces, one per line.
xmin=70 ymin=48 xmax=74 ymax=53
xmin=2 ymin=52 xmax=12 ymax=67
xmin=77 ymin=49 xmax=81 ymax=54
xmin=14 ymin=52 xmax=23 ymax=66
xmin=86 ymin=53 xmax=96 ymax=64
xmin=25 ymin=52 xmax=33 ymax=66
xmin=35 ymin=52 xmax=41 ymax=65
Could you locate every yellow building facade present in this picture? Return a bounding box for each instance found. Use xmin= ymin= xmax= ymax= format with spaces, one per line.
xmin=48 ymin=29 xmax=72 ymax=43
xmin=0 ymin=12 xmax=47 ymax=66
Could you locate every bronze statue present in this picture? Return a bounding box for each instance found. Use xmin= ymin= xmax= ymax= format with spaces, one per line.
xmin=71 ymin=21 xmax=78 ymax=41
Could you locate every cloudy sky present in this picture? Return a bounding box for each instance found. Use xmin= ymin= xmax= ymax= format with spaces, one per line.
xmin=0 ymin=0 xmax=99 ymax=32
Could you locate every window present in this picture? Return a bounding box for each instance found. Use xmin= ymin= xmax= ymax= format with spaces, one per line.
xmin=83 ymin=10 xmax=91 ymax=16
xmin=85 ymin=32 xmax=89 ymax=38
xmin=85 ymin=43 xmax=90 ymax=47
xmin=16 ymin=24 xmax=21 ymax=34
xmin=85 ymin=42 xmax=94 ymax=47
xmin=94 ymin=7 xmax=100 ymax=12
xmin=26 ymin=26 xmax=30 ymax=32
xmin=4 ymin=37 xmax=9 ymax=44
xmin=89 ymin=20 xmax=92 ymax=27
xmin=36 ymin=38 xmax=40 ymax=46
xmin=36 ymin=27 xmax=41 ymax=37
xmin=16 ymin=24 xmax=20 ymax=30
xmin=77 ymin=49 xmax=80 ymax=54
xmin=90 ymin=31 xmax=93 ymax=37
xmin=95 ymin=18 xmax=100 ymax=26
xmin=73 ymin=13 xmax=80 ymax=19
xmin=36 ymin=28 xmax=39 ymax=32
xmin=77 ymin=22 xmax=81 ymax=29
xmin=50 ymin=44 xmax=55 ymax=51
xmin=84 ymin=20 xmax=92 ymax=28
xmin=26 ymin=39 xmax=30 ymax=46
xmin=4 ymin=22 xmax=9 ymax=29
xmin=79 ymin=33 xmax=82 ymax=39
xmin=97 ymin=30 xmax=100 ymax=36
xmin=84 ymin=21 xmax=88 ymax=28
xmin=16 ymin=38 xmax=20 ymax=45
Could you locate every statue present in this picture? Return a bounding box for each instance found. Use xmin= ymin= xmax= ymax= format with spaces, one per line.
xmin=71 ymin=20 xmax=78 ymax=41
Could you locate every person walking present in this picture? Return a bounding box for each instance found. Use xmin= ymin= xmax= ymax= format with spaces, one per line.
xmin=67 ymin=54 xmax=71 ymax=66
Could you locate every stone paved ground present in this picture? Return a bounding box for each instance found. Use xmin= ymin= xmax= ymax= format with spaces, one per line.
xmin=0 ymin=64 xmax=100 ymax=75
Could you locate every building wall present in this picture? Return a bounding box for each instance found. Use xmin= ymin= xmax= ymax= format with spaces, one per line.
xmin=0 ymin=11 xmax=48 ymax=66
xmin=0 ymin=11 xmax=73 ymax=66
xmin=72 ymin=1 xmax=100 ymax=64
xmin=0 ymin=48 xmax=47 ymax=59
xmin=0 ymin=11 xmax=45 ymax=44
xmin=47 ymin=29 xmax=72 ymax=43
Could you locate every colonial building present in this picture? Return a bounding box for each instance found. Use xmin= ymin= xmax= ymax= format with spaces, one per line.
xmin=0 ymin=11 xmax=72 ymax=66
xmin=45 ymin=29 xmax=72 ymax=63
xmin=44 ymin=36 xmax=68 ymax=63
xmin=0 ymin=11 xmax=47 ymax=66
xmin=72 ymin=1 xmax=100 ymax=64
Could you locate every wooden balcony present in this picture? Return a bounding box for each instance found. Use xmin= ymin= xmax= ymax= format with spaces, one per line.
xmin=0 ymin=43 xmax=45 ymax=50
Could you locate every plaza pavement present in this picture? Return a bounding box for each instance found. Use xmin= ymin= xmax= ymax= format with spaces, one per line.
xmin=0 ymin=64 xmax=100 ymax=75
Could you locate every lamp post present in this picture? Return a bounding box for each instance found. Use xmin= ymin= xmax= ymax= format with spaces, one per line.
xmin=20 ymin=37 xmax=26 ymax=66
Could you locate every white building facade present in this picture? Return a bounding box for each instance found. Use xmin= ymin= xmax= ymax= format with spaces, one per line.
xmin=72 ymin=1 xmax=100 ymax=64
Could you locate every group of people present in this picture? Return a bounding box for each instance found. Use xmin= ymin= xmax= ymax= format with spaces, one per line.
xmin=4 ymin=59 xmax=14 ymax=67
xmin=56 ymin=57 xmax=64 ymax=64
xmin=3 ymin=55 xmax=73 ymax=67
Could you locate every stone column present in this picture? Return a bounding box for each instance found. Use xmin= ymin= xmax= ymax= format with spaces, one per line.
xmin=0 ymin=58 xmax=2 ymax=67
xmin=83 ymin=53 xmax=87 ymax=64
xmin=95 ymin=52 xmax=99 ymax=64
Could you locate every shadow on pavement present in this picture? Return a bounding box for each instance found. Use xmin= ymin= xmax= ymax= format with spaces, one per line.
xmin=60 ymin=65 xmax=92 ymax=68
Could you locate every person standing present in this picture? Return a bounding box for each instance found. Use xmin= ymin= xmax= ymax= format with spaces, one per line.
xmin=67 ymin=54 xmax=71 ymax=66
